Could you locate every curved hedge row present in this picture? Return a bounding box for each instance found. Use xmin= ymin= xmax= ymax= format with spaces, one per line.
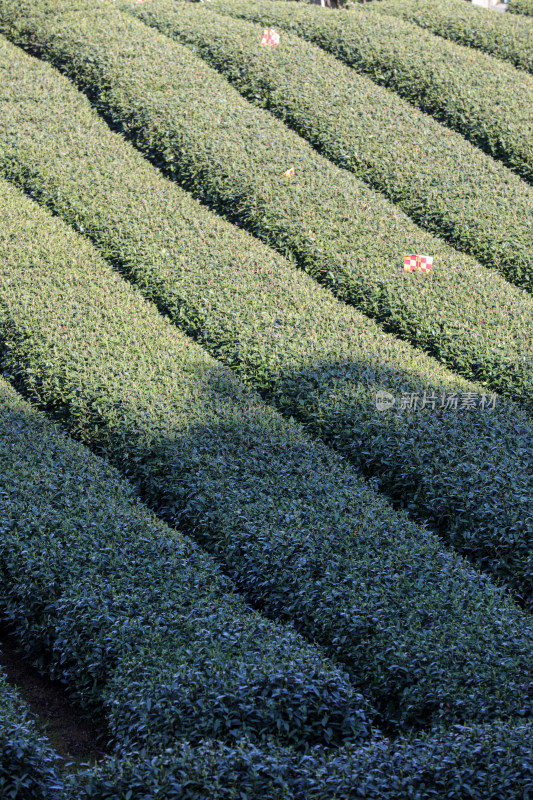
xmin=0 ymin=377 xmax=369 ymax=753
xmin=0 ymin=35 xmax=531 ymax=604
xmin=74 ymin=723 xmax=533 ymax=800
xmin=2 ymin=707 xmax=532 ymax=800
xmin=125 ymin=0 xmax=533 ymax=294
xmin=509 ymin=0 xmax=533 ymax=15
xmin=208 ymin=0 xmax=533 ymax=183
xmin=0 ymin=671 xmax=65 ymax=799
xmin=3 ymin=657 xmax=532 ymax=800
xmin=2 ymin=687 xmax=533 ymax=800
xmin=0 ymin=177 xmax=532 ymax=730
xmin=368 ymin=0 xmax=533 ymax=74
xmin=0 ymin=6 xmax=532 ymax=415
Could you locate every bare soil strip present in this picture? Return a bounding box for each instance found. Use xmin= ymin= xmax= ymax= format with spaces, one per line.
xmin=0 ymin=626 xmax=108 ymax=770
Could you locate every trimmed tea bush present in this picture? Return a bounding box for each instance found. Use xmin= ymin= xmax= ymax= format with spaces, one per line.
xmin=0 ymin=377 xmax=369 ymax=752
xmin=75 ymin=722 xmax=533 ymax=800
xmin=76 ymin=739 xmax=296 ymax=800
xmin=368 ymin=0 xmax=533 ymax=74
xmin=207 ymin=0 xmax=533 ymax=183
xmin=0 ymin=19 xmax=531 ymax=602
xmin=0 ymin=177 xmax=532 ymax=730
xmin=0 ymin=5 xmax=531 ymax=403
xmin=0 ymin=670 xmax=65 ymax=800
xmin=125 ymin=0 xmax=533 ymax=294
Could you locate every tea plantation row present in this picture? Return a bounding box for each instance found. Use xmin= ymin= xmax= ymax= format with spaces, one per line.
xmin=367 ymin=0 xmax=533 ymax=74
xmin=1 ymin=177 xmax=532 ymax=730
xmin=0 ymin=36 xmax=531 ymax=603
xmin=50 ymin=725 xmax=533 ymax=799
xmin=1 ymin=379 xmax=533 ymax=797
xmin=1 ymin=2 xmax=532 ymax=419
xmin=2 ymin=684 xmax=533 ymax=798
xmin=0 ymin=4 xmax=532 ymax=795
xmin=0 ymin=377 xmax=371 ymax=754
xmin=208 ymin=0 xmax=533 ymax=183
xmin=124 ymin=0 xmax=533 ymax=293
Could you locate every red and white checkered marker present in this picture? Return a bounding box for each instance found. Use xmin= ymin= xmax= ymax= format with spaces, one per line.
xmin=418 ymin=255 xmax=433 ymax=273
xmin=404 ymin=254 xmax=418 ymax=272
xmin=260 ymin=28 xmax=280 ymax=48
xmin=404 ymin=254 xmax=433 ymax=273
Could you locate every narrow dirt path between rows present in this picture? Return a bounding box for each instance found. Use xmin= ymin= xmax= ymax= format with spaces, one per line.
xmin=0 ymin=626 xmax=109 ymax=771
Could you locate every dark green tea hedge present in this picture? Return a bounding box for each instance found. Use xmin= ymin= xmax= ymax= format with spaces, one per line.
xmin=0 ymin=35 xmax=531 ymax=604
xmin=368 ymin=0 xmax=533 ymax=74
xmin=124 ymin=0 xmax=533 ymax=295
xmin=208 ymin=0 xmax=533 ymax=183
xmin=0 ymin=671 xmax=65 ymax=800
xmin=0 ymin=377 xmax=369 ymax=753
xmin=74 ymin=723 xmax=533 ymax=800
xmin=1 ymin=178 xmax=532 ymax=730
xmin=77 ymin=739 xmax=296 ymax=800
xmin=0 ymin=5 xmax=532 ymax=414
xmin=509 ymin=0 xmax=533 ymax=15
xmin=1 ymin=688 xmax=532 ymax=800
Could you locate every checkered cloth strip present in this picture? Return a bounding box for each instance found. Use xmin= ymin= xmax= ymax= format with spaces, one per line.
xmin=404 ymin=255 xmax=418 ymax=272
xmin=418 ymin=255 xmax=433 ymax=273
xmin=260 ymin=28 xmax=280 ymax=48
xmin=404 ymin=254 xmax=433 ymax=272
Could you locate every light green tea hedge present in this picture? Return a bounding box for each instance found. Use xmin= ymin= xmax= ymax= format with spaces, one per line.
xmin=0 ymin=35 xmax=531 ymax=603
xmin=0 ymin=4 xmax=532 ymax=406
xmin=207 ymin=0 xmax=533 ymax=183
xmin=1 ymin=177 xmax=532 ymax=731
xmin=125 ymin=0 xmax=533 ymax=294
xmin=0 ymin=377 xmax=369 ymax=753
xmin=0 ymin=670 xmax=65 ymax=800
xmin=367 ymin=0 xmax=533 ymax=74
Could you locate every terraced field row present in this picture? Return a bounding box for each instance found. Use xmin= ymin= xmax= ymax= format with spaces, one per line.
xmin=53 ymin=723 xmax=533 ymax=799
xmin=2 ymin=2 xmax=533 ymax=423
xmin=0 ymin=1 xmax=531 ymax=795
xmin=2 ymin=176 xmax=532 ymax=731
xmin=0 ymin=34 xmax=531 ymax=602
xmin=1 ymin=377 xmax=364 ymax=798
xmin=0 ymin=373 xmax=369 ymax=754
xmin=3 ymin=665 xmax=533 ymax=800
xmin=125 ymin=0 xmax=533 ymax=293
xmin=367 ymin=0 xmax=533 ymax=74
xmin=208 ymin=0 xmax=533 ymax=183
